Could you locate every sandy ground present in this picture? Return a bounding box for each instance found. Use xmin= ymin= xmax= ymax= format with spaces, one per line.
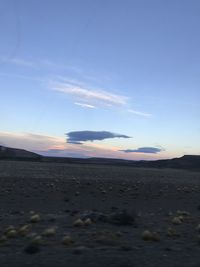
xmin=0 ymin=160 xmax=200 ymax=267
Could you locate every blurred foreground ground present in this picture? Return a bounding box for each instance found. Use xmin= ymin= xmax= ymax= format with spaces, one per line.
xmin=0 ymin=160 xmax=200 ymax=267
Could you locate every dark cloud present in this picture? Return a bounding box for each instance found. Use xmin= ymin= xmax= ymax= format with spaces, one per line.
xmin=66 ymin=131 xmax=131 ymax=144
xmin=120 ymin=147 xmax=164 ymax=154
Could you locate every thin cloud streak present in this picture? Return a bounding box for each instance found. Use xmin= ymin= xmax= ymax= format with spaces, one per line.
xmin=53 ymin=82 xmax=128 ymax=106
xmin=127 ymin=109 xmax=152 ymax=117
xmin=74 ymin=102 xmax=96 ymax=109
xmin=1 ymin=55 xmax=152 ymax=117
xmin=52 ymin=80 xmax=152 ymax=117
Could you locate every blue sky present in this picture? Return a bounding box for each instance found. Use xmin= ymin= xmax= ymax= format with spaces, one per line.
xmin=0 ymin=0 xmax=200 ymax=160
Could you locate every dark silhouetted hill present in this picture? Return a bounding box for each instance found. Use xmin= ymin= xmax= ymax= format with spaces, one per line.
xmin=0 ymin=146 xmax=42 ymax=160
xmin=0 ymin=146 xmax=199 ymax=171
xmin=135 ymin=155 xmax=200 ymax=171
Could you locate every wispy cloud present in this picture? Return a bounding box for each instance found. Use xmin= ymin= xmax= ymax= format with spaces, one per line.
xmin=120 ymin=147 xmax=165 ymax=154
xmin=52 ymin=81 xmax=128 ymax=107
xmin=2 ymin=55 xmax=152 ymax=117
xmin=51 ymin=80 xmax=152 ymax=117
xmin=74 ymin=102 xmax=96 ymax=109
xmin=127 ymin=109 xmax=152 ymax=117
xmin=66 ymin=130 xmax=131 ymax=144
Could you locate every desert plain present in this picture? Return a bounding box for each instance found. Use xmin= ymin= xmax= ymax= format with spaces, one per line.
xmin=0 ymin=160 xmax=200 ymax=267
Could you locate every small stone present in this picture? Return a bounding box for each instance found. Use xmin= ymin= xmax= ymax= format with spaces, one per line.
xmin=42 ymin=227 xmax=56 ymax=236
xmin=142 ymin=230 xmax=153 ymax=241
xmin=84 ymin=218 xmax=92 ymax=226
xmin=176 ymin=210 xmax=190 ymax=216
xmin=31 ymin=235 xmax=42 ymax=245
xmin=4 ymin=225 xmax=15 ymax=234
xmin=18 ymin=225 xmax=30 ymax=236
xmin=167 ymin=227 xmax=180 ymax=237
xmin=73 ymin=219 xmax=84 ymax=227
xmin=171 ymin=217 xmax=182 ymax=225
xmin=29 ymin=211 xmax=35 ymax=215
xmin=107 ymin=210 xmax=135 ymax=225
xmin=62 ymin=236 xmax=74 ymax=246
xmin=6 ymin=229 xmax=17 ymax=238
xmin=30 ymin=214 xmax=41 ymax=223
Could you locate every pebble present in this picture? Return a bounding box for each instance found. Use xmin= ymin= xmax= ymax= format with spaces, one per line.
xmin=73 ymin=219 xmax=84 ymax=227
xmin=171 ymin=217 xmax=182 ymax=225
xmin=18 ymin=225 xmax=30 ymax=236
xmin=62 ymin=235 xmax=74 ymax=246
xmin=42 ymin=227 xmax=56 ymax=236
xmin=6 ymin=229 xmax=18 ymax=238
xmin=84 ymin=218 xmax=92 ymax=226
xmin=30 ymin=214 xmax=41 ymax=223
xmin=142 ymin=230 xmax=160 ymax=241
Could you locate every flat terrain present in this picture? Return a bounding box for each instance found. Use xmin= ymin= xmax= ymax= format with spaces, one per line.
xmin=0 ymin=160 xmax=200 ymax=267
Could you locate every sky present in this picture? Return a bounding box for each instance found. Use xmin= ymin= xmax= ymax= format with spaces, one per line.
xmin=0 ymin=0 xmax=200 ymax=160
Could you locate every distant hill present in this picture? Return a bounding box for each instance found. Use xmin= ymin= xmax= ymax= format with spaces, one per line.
xmin=80 ymin=155 xmax=200 ymax=171
xmin=135 ymin=155 xmax=200 ymax=171
xmin=0 ymin=146 xmax=41 ymax=160
xmin=0 ymin=146 xmax=199 ymax=171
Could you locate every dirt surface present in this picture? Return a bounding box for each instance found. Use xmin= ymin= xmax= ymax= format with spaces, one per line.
xmin=0 ymin=160 xmax=200 ymax=267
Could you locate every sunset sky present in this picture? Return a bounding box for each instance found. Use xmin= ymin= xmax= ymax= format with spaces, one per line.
xmin=0 ymin=0 xmax=200 ymax=160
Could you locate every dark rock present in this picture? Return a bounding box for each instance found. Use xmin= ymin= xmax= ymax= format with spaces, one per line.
xmin=79 ymin=210 xmax=107 ymax=222
xmin=79 ymin=209 xmax=136 ymax=225
xmin=107 ymin=210 xmax=135 ymax=225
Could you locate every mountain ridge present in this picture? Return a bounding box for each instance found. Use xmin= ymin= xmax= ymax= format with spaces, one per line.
xmin=0 ymin=146 xmax=199 ymax=171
